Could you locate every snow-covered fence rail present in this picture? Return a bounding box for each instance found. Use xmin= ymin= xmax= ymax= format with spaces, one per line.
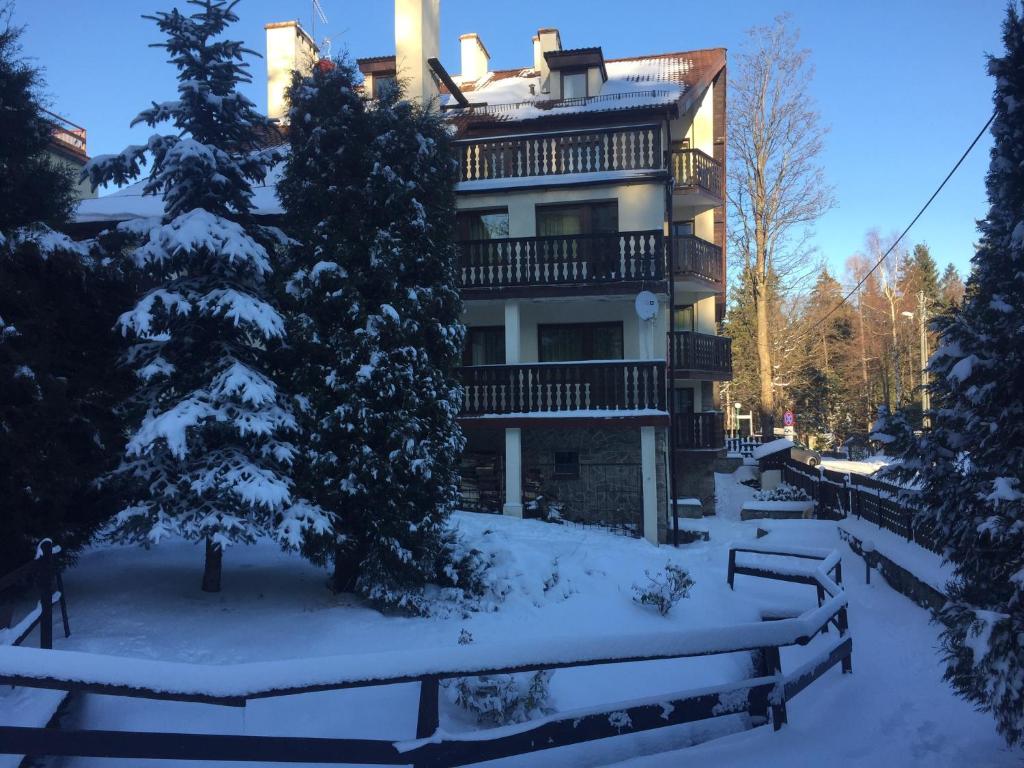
xmin=0 ymin=539 xmax=70 ymax=649
xmin=0 ymin=546 xmax=852 ymax=766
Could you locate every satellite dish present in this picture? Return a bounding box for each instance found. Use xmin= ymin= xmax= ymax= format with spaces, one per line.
xmin=634 ymin=291 xmax=658 ymax=321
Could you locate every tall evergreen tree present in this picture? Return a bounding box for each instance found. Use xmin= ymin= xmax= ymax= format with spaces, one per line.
xmin=85 ymin=0 xmax=324 ymax=592
xmin=939 ymin=262 xmax=966 ymax=307
xmin=891 ymin=4 xmax=1024 ymax=744
xmin=0 ymin=13 xmax=129 ymax=567
xmin=278 ymin=60 xmax=476 ymax=612
xmin=907 ymin=243 xmax=942 ymax=307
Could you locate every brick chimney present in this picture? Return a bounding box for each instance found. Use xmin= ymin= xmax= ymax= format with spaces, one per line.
xmin=395 ymin=0 xmax=440 ymax=107
xmin=459 ymin=33 xmax=490 ymax=84
xmin=265 ymin=21 xmax=319 ymax=123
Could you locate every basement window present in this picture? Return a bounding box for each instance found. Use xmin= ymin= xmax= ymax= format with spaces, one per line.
xmin=553 ymin=451 xmax=580 ymax=478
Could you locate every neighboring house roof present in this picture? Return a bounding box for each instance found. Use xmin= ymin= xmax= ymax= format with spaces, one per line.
xmin=446 ymin=47 xmax=725 ymax=129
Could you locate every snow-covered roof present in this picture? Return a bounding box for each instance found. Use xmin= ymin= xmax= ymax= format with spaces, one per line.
xmin=445 ymin=48 xmax=725 ymax=127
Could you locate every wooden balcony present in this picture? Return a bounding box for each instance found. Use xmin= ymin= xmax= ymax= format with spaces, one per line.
xmin=459 ymin=230 xmax=665 ymax=298
xmin=672 ymin=235 xmax=723 ymax=286
xmin=457 ymin=125 xmax=664 ymax=184
xmin=671 ymin=149 xmax=723 ymax=200
xmin=670 ymin=331 xmax=732 ymax=380
xmin=460 ymin=360 xmax=667 ymax=420
xmin=672 ymin=411 xmax=725 ymax=451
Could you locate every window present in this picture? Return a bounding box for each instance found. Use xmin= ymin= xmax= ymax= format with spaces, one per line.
xmin=538 ymin=322 xmax=624 ymax=362
xmin=536 ymin=202 xmax=617 ymax=237
xmin=457 ymin=209 xmax=509 ymax=241
xmin=562 ymin=71 xmax=588 ymax=99
xmin=673 ymin=305 xmax=695 ymax=332
xmin=553 ymin=451 xmax=580 ymax=478
xmin=673 ymin=388 xmax=695 ymax=413
xmin=672 ymin=220 xmax=695 ymax=237
xmin=372 ymin=74 xmax=396 ymax=98
xmin=463 ymin=326 xmax=506 ymax=366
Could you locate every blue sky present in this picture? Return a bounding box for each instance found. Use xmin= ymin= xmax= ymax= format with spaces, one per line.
xmin=12 ymin=0 xmax=1006 ymax=281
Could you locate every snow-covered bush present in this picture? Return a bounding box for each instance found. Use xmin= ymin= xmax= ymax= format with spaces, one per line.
xmin=752 ymin=483 xmax=811 ymax=502
xmin=869 ymin=404 xmax=915 ymax=456
xmin=632 ymin=563 xmax=694 ymax=616
xmin=446 ymin=630 xmax=555 ymax=726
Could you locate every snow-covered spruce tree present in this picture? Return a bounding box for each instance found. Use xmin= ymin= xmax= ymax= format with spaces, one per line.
xmin=888 ymin=4 xmax=1024 ymax=745
xmin=85 ymin=0 xmax=326 ymax=592
xmin=0 ymin=13 xmax=130 ymax=568
xmin=868 ymin=404 xmax=915 ymax=456
xmin=277 ymin=61 xmax=477 ymax=611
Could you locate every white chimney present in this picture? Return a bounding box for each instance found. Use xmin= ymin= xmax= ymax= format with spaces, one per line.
xmin=265 ymin=21 xmax=319 ymax=123
xmin=532 ymin=35 xmax=542 ymax=74
xmin=395 ymin=0 xmax=440 ymax=107
xmin=459 ymin=33 xmax=490 ymax=84
xmin=536 ymin=28 xmax=561 ymax=94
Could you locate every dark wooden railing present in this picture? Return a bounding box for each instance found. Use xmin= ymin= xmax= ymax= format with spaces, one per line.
xmin=0 ymin=545 xmax=853 ymax=766
xmin=461 ymin=361 xmax=666 ymax=416
xmin=670 ymin=331 xmax=732 ymax=377
xmin=457 ymin=125 xmax=664 ymax=182
xmin=0 ymin=539 xmax=69 ymax=650
xmin=672 ymin=235 xmax=723 ymax=284
xmin=671 ymin=148 xmax=723 ymax=198
xmin=459 ymin=230 xmax=664 ymax=290
xmin=673 ymin=411 xmax=725 ymax=450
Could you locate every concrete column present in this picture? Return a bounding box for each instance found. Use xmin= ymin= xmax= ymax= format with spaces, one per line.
xmin=503 ymin=428 xmax=523 ymax=518
xmin=641 ymin=426 xmax=659 ymax=544
xmin=638 ymin=317 xmax=655 ymax=360
xmin=504 ymin=300 xmax=520 ymax=364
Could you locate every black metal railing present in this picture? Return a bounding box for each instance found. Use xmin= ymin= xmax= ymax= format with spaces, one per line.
xmin=672 ymin=235 xmax=723 ymax=284
xmin=459 ymin=230 xmax=664 ymax=290
xmin=460 ymin=361 xmax=666 ymax=416
xmin=457 ymin=125 xmax=664 ymax=182
xmin=672 ymin=411 xmax=725 ymax=450
xmin=671 ymin=148 xmax=722 ymax=198
xmin=670 ymin=331 xmax=732 ymax=378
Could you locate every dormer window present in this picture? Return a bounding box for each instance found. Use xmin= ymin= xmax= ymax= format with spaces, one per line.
xmin=562 ymin=70 xmax=588 ymax=99
xmin=373 ymin=75 xmax=397 ymax=98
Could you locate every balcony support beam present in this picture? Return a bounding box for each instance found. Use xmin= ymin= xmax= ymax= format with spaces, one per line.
xmin=641 ymin=426 xmax=659 ymax=545
xmin=504 ymin=300 xmax=521 ymax=364
xmin=503 ymin=428 xmax=523 ymax=518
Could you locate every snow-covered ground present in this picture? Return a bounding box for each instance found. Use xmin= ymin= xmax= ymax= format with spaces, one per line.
xmin=819 ymin=453 xmax=895 ymax=476
xmin=3 ymin=470 xmax=1019 ymax=767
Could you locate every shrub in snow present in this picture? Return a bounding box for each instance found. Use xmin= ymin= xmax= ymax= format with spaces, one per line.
xmin=0 ymin=20 xmax=131 ymax=567
xmin=277 ymin=56 xmax=472 ymax=612
xmin=869 ymin=404 xmax=915 ymax=456
xmin=752 ymin=483 xmax=811 ymax=502
xmin=885 ymin=6 xmax=1024 ymax=746
xmin=84 ymin=1 xmax=328 ymax=592
xmin=446 ymin=630 xmax=555 ymax=726
xmin=632 ymin=563 xmax=694 ymax=616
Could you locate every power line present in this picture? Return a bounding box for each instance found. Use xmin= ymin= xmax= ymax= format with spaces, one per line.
xmin=801 ymin=111 xmax=995 ymax=340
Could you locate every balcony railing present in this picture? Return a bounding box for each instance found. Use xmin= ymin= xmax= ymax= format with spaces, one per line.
xmin=460 ymin=361 xmax=666 ymax=416
xmin=670 ymin=331 xmax=732 ymax=379
xmin=672 ymin=235 xmax=723 ymax=284
xmin=457 ymin=125 xmax=663 ymax=183
xmin=671 ymin=149 xmax=722 ymax=198
xmin=459 ymin=231 xmax=664 ymax=291
xmin=672 ymin=411 xmax=725 ymax=450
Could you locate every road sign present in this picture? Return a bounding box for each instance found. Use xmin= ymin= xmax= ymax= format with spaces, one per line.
xmin=783 ymin=410 xmax=795 ymax=427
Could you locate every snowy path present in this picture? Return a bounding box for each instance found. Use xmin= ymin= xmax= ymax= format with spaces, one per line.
xmin=4 ymin=472 xmax=1018 ymax=766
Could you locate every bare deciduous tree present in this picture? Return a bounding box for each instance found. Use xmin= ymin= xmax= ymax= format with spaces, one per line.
xmin=729 ymin=15 xmax=834 ymax=436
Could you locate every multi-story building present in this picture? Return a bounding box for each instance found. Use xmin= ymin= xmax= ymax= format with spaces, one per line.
xmin=77 ymin=1 xmax=732 ymax=545
xmin=346 ymin=1 xmax=731 ymax=544
xmin=44 ymin=110 xmax=96 ymax=201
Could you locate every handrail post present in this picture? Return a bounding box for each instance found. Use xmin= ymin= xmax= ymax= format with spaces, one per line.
xmin=727 ymin=547 xmax=736 ymax=589
xmin=838 ymin=607 xmax=852 ymax=673
xmin=37 ymin=539 xmax=54 ymax=650
xmin=413 ymin=675 xmax=441 ymax=768
xmin=763 ymin=645 xmax=787 ymax=730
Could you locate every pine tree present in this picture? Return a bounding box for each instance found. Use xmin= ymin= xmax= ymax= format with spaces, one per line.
xmin=0 ymin=10 xmax=75 ymax=231
xmin=85 ymin=0 xmax=324 ymax=592
xmin=907 ymin=243 xmax=942 ymax=308
xmin=939 ymin=262 xmax=966 ymax=308
xmin=891 ymin=4 xmax=1024 ymax=744
xmin=0 ymin=13 xmax=129 ymax=568
xmin=278 ymin=59 xmax=477 ymax=612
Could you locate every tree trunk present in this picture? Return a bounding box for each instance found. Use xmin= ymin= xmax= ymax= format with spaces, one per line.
xmin=754 ymin=274 xmax=775 ymax=438
xmin=202 ymin=537 xmax=222 ymax=593
xmin=330 ymin=540 xmax=361 ymax=593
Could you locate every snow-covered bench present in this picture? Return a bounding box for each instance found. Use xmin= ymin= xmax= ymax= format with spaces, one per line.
xmin=740 ymin=500 xmax=816 ymax=521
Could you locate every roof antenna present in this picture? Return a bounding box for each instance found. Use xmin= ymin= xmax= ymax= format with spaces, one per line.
xmin=312 ymin=0 xmax=328 ymax=48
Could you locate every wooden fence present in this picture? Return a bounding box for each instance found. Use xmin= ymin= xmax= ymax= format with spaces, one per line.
xmin=0 ymin=539 xmax=70 ymax=650
xmin=779 ymin=460 xmax=941 ymax=554
xmin=0 ymin=544 xmax=852 ymax=766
